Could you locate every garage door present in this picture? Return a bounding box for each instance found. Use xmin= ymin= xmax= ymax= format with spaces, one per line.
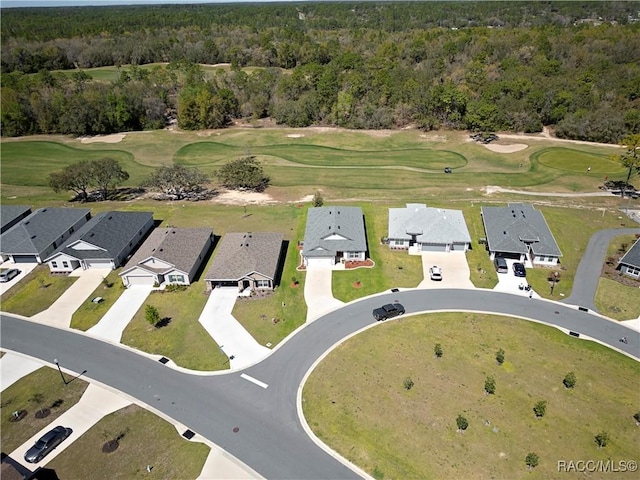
xmin=450 ymin=243 xmax=467 ymax=251
xmin=87 ymin=259 xmax=113 ymax=269
xmin=126 ymin=275 xmax=155 ymax=286
xmin=12 ymin=255 xmax=37 ymax=263
xmin=306 ymin=257 xmax=335 ymax=267
xmin=421 ymin=243 xmax=447 ymax=252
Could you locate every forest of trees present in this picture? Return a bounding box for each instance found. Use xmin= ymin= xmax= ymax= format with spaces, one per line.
xmin=1 ymin=1 xmax=639 ymax=142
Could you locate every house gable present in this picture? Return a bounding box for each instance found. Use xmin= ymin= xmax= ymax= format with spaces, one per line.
xmin=140 ymin=257 xmax=174 ymax=270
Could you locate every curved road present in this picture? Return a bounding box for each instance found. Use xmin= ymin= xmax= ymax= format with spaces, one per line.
xmin=562 ymin=228 xmax=640 ymax=311
xmin=2 ymin=289 xmax=638 ymax=479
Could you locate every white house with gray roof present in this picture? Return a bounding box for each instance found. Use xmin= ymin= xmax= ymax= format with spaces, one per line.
xmin=0 ymin=207 xmax=91 ymax=264
xmin=302 ymin=206 xmax=367 ymax=267
xmin=388 ymin=203 xmax=471 ymax=252
xmin=618 ymin=237 xmax=640 ymax=279
xmin=205 ymin=232 xmax=283 ymax=292
xmin=481 ymin=203 xmax=562 ymax=266
xmin=120 ymin=227 xmax=213 ymax=287
xmin=45 ymin=211 xmax=154 ymax=272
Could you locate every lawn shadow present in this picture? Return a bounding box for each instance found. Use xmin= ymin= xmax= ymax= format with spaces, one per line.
xmin=155 ymin=317 xmax=172 ymax=328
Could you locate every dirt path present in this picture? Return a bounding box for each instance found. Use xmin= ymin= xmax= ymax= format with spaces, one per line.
xmin=484 ymin=186 xmax=614 ymax=197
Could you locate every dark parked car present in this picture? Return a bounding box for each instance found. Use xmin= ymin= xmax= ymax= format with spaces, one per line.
xmin=24 ymin=426 xmax=72 ymax=463
xmin=372 ymin=303 xmax=405 ymax=321
xmin=0 ymin=268 xmax=20 ymax=282
xmin=512 ymin=262 xmax=527 ymax=277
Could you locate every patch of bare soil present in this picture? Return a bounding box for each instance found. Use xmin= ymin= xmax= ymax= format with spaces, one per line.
xmin=483 ymin=143 xmax=528 ymax=153
xmin=80 ymin=134 xmax=126 ymax=144
xmin=212 ymin=190 xmax=277 ymax=205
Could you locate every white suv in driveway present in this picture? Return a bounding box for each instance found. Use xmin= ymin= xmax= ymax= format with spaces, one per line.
xmin=0 ymin=268 xmax=20 ymax=283
xmin=429 ymin=266 xmax=443 ymax=281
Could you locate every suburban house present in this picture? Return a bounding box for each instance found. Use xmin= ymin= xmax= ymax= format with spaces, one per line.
xmin=618 ymin=238 xmax=640 ymax=279
xmin=44 ymin=211 xmax=154 ymax=273
xmin=481 ymin=203 xmax=562 ymax=266
xmin=0 ymin=205 xmax=31 ymax=234
xmin=0 ymin=207 xmax=91 ymax=264
xmin=119 ymin=227 xmax=213 ymax=287
xmin=205 ymin=232 xmax=284 ymax=293
xmin=387 ymin=203 xmax=472 ymax=252
xmin=301 ymin=206 xmax=368 ymax=267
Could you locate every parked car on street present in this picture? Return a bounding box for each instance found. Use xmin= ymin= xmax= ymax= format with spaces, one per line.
xmin=0 ymin=268 xmax=20 ymax=282
xmin=372 ymin=303 xmax=405 ymax=321
xmin=24 ymin=426 xmax=72 ymax=463
xmin=512 ymin=262 xmax=527 ymax=277
xmin=429 ymin=266 xmax=443 ymax=281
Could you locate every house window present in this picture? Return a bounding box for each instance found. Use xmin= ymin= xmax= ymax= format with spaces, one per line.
xmin=346 ymin=251 xmax=360 ymax=259
xmin=62 ymin=261 xmax=69 ymax=268
xmin=52 ymin=261 xmax=58 ymax=268
xmin=395 ymin=239 xmax=406 ymax=246
xmin=626 ymin=265 xmax=640 ymax=277
xmin=168 ymin=274 xmax=184 ymax=283
xmin=255 ymin=279 xmax=270 ymax=288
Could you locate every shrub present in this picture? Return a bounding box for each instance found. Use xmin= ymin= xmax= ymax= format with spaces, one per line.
xmin=563 ymin=371 xmax=577 ymax=389
xmin=312 ymin=190 xmax=324 ymax=207
xmin=495 ymin=348 xmax=505 ymax=365
xmin=434 ymin=343 xmax=443 ymax=358
xmin=456 ymin=415 xmax=468 ymax=431
xmin=403 ymin=377 xmax=414 ymax=390
xmin=595 ymin=431 xmax=609 ymax=449
xmin=484 ymin=376 xmax=496 ymax=395
xmin=533 ymin=400 xmax=547 ymax=418
xmin=525 ymin=452 xmax=539 ymax=469
xmin=145 ymin=304 xmax=160 ymax=327
xmin=634 ymin=412 xmax=640 ymax=423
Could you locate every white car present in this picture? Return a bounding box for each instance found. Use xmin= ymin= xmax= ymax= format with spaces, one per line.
xmin=429 ymin=266 xmax=442 ymax=281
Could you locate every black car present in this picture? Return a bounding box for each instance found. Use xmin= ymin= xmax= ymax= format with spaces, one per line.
xmin=24 ymin=426 xmax=72 ymax=463
xmin=372 ymin=303 xmax=405 ymax=321
xmin=512 ymin=262 xmax=527 ymax=277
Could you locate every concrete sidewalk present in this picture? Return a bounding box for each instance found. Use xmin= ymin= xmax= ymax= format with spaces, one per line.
xmin=198 ymin=287 xmax=270 ymax=370
xmin=0 ymin=352 xmax=42 ymax=391
xmin=31 ymin=268 xmax=111 ymax=327
xmin=303 ymin=266 xmax=345 ymax=322
xmin=9 ymin=383 xmax=132 ymax=469
xmin=87 ymin=285 xmax=153 ymax=342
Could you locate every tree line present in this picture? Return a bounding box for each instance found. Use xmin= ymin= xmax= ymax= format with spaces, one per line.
xmin=1 ymin=2 xmax=639 ymax=142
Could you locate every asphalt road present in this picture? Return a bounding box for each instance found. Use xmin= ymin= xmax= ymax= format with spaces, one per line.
xmin=2 ymin=289 xmax=638 ymax=479
xmin=562 ymin=227 xmax=640 ymax=311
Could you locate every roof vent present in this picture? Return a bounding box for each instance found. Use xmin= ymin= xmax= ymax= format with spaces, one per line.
xmin=108 ymin=216 xmax=113 ymax=220
xmin=31 ymin=235 xmax=37 ymax=239
xmin=503 ymin=231 xmax=507 ymax=235
xmin=24 ymin=221 xmax=30 ymax=225
xmin=42 ymin=209 xmax=47 ymax=212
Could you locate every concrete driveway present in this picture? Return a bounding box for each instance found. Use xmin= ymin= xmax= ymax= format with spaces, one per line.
xmin=1 ymin=352 xmax=42 ymax=391
xmin=87 ymin=285 xmax=153 ymax=342
xmin=198 ymin=287 xmax=270 ymax=370
xmin=493 ymin=258 xmax=540 ymax=299
xmin=0 ymin=263 xmax=38 ymax=296
xmin=8 ymin=383 xmax=132 ymax=470
xmin=417 ymin=251 xmax=474 ymax=289
xmin=30 ymin=268 xmax=112 ymax=327
xmin=303 ymin=266 xmax=345 ymax=321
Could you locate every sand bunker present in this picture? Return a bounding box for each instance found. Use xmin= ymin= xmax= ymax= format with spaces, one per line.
xmin=483 ymin=143 xmax=528 ymax=153
xmin=213 ymin=190 xmax=277 ymax=205
xmin=287 ymin=134 xmax=305 ymax=138
xmin=80 ymin=134 xmax=126 ymax=144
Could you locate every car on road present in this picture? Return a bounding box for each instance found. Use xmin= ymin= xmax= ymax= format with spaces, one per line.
xmin=512 ymin=262 xmax=526 ymax=277
xmin=24 ymin=426 xmax=72 ymax=463
xmin=372 ymin=303 xmax=405 ymax=321
xmin=0 ymin=268 xmax=20 ymax=283
xmin=429 ymin=266 xmax=443 ymax=281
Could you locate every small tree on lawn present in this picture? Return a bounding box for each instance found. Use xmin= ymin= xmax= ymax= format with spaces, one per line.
xmin=312 ymin=190 xmax=324 ymax=207
xmin=533 ymin=400 xmax=547 ymax=418
xmin=595 ymin=431 xmax=609 ymax=449
xmin=403 ymin=377 xmax=414 ymax=390
xmin=563 ymin=371 xmax=577 ymax=389
xmin=634 ymin=412 xmax=640 ymax=424
xmin=525 ymin=452 xmax=539 ymax=470
xmin=495 ymin=348 xmax=505 ymax=365
xmin=145 ymin=304 xmax=160 ymax=327
xmin=456 ymin=415 xmax=468 ymax=432
xmin=484 ymin=376 xmax=496 ymax=395
xmin=434 ymin=343 xmax=443 ymax=358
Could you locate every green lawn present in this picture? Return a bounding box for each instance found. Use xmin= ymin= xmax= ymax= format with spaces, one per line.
xmin=0 ymin=265 xmax=77 ymax=317
xmin=595 ymin=278 xmax=640 ymax=320
xmin=303 ymin=313 xmax=640 ymax=480
xmin=0 ymin=367 xmax=88 ymax=452
xmin=48 ymin=404 xmax=209 ymax=480
xmin=533 ymin=147 xmax=625 ymax=174
xmin=71 ymin=269 xmax=126 ymax=331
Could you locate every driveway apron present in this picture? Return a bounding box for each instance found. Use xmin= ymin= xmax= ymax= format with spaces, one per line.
xmin=1 ymin=352 xmax=42 ymax=391
xmin=303 ymin=266 xmax=345 ymax=322
xmin=198 ymin=287 xmax=270 ymax=370
xmin=87 ymin=285 xmax=153 ymax=342
xmin=417 ymin=251 xmax=474 ymax=289
xmin=493 ymin=258 xmax=540 ymax=299
xmin=8 ymin=383 xmax=131 ymax=470
xmin=30 ymin=268 xmax=111 ymax=328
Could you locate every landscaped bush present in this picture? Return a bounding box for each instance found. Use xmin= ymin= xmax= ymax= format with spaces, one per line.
xmin=563 ymin=371 xmax=577 ymax=389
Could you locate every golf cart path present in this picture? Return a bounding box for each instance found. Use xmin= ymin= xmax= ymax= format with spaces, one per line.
xmin=485 ymin=186 xmax=614 ymax=197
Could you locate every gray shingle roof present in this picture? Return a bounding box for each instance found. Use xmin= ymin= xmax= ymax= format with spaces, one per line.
xmin=619 ymin=238 xmax=640 ymax=269
xmin=0 ymin=205 xmax=31 ymax=233
xmin=0 ymin=207 xmax=90 ymax=255
xmin=121 ymin=227 xmax=212 ymax=275
xmin=205 ymin=232 xmax=283 ymax=281
xmin=46 ymin=211 xmax=153 ymax=262
xmin=302 ymin=206 xmax=367 ymax=258
xmin=388 ymin=204 xmax=471 ymax=244
xmin=481 ymin=203 xmax=562 ymax=257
